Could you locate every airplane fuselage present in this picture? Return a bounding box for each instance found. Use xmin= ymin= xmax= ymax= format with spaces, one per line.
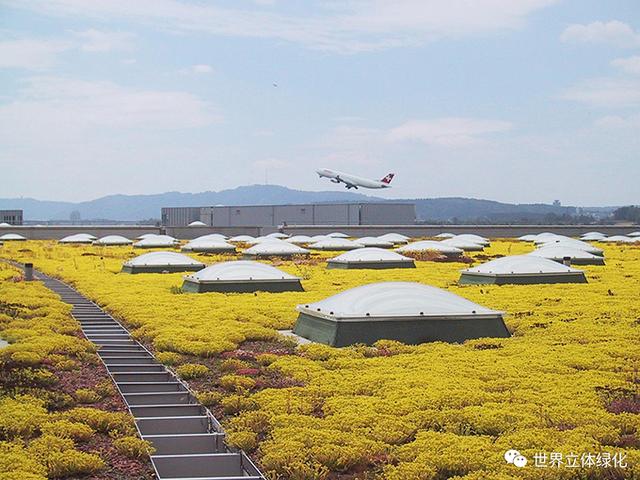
xmin=316 ymin=168 xmax=392 ymax=189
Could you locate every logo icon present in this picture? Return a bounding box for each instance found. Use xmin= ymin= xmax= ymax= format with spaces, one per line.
xmin=505 ymin=449 xmax=528 ymax=468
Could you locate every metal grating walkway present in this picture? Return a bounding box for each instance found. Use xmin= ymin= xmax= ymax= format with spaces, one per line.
xmin=36 ymin=271 xmax=266 ymax=480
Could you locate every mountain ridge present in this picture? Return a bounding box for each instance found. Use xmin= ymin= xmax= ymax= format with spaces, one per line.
xmin=0 ymin=184 xmax=603 ymax=222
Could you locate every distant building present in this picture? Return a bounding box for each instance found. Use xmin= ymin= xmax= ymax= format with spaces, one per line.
xmin=0 ymin=210 xmax=23 ymax=225
xmin=162 ymin=203 xmax=416 ymax=227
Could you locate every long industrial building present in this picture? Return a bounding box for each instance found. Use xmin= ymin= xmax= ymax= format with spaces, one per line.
xmin=161 ymin=203 xmax=416 ymax=227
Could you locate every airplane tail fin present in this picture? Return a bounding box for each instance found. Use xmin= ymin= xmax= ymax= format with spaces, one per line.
xmin=380 ymin=173 xmax=395 ymax=184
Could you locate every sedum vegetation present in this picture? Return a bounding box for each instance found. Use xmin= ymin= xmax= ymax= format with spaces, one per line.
xmin=1 ymin=240 xmax=639 ymax=479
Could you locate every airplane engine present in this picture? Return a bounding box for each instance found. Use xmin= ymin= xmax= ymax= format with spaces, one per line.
xmin=330 ymin=178 xmax=340 ymax=183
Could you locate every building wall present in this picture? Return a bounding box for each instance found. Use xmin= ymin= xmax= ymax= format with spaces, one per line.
xmin=161 ymin=207 xmax=202 ymax=227
xmin=163 ymin=203 xmax=416 ymax=227
xmin=0 ymin=210 xmax=23 ymax=225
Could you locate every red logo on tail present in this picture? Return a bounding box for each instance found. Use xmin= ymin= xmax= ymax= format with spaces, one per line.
xmin=381 ymin=173 xmax=395 ymax=184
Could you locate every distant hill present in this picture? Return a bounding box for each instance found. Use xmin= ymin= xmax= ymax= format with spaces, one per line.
xmin=1 ymin=184 xmax=589 ymax=223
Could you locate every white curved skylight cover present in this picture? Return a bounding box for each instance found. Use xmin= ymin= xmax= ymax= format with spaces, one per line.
xmin=580 ymin=233 xmax=606 ymax=241
xmin=396 ymin=240 xmax=463 ymax=254
xmin=534 ymin=234 xmax=571 ymax=245
xmin=628 ymin=231 xmax=640 ymax=237
xmin=330 ymin=247 xmax=412 ymax=263
xmin=441 ymin=238 xmax=484 ymax=249
xmin=356 ymin=237 xmax=394 ymax=247
xmin=326 ymin=232 xmax=349 ymax=238
xmin=246 ymin=236 xmax=274 ymax=245
xmin=297 ymin=282 xmax=501 ymax=319
xmin=186 ymin=260 xmax=300 ymax=282
xmin=94 ymin=235 xmax=132 ymax=245
xmin=266 ymin=232 xmax=289 ymax=239
xmin=528 ymin=245 xmax=600 ymax=261
xmin=124 ymin=251 xmax=203 ymax=267
xmin=309 ymin=238 xmax=364 ymax=249
xmin=244 ymin=241 xmax=309 ymax=255
xmin=435 ymin=232 xmax=456 ymax=238
xmin=229 ymin=235 xmax=256 ymax=242
xmin=134 ymin=235 xmax=179 ymax=247
xmin=454 ymin=234 xmax=489 ymax=244
xmin=0 ymin=233 xmax=26 ymax=240
xmin=182 ymin=240 xmax=235 ymax=250
xmin=0 ymin=222 xmax=11 ymax=227
xmin=286 ymin=235 xmax=313 ymax=244
xmin=309 ymin=235 xmax=329 ymax=241
xmin=137 ymin=233 xmax=157 ymax=240
xmin=193 ymin=234 xmax=228 ymax=241
xmin=377 ymin=233 xmax=410 ymax=243
xmin=188 ymin=221 xmax=207 ymax=226
xmin=537 ymin=239 xmax=604 ymax=254
xmin=59 ymin=233 xmax=96 ymax=243
xmin=601 ymin=236 xmax=637 ymax=243
xmin=518 ymin=234 xmax=538 ymax=242
xmin=464 ymin=255 xmax=582 ymax=274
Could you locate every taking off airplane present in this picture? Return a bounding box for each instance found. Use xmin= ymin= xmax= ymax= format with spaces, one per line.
xmin=316 ymin=168 xmax=395 ymax=190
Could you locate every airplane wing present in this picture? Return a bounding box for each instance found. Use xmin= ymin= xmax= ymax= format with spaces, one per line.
xmin=335 ymin=175 xmax=358 ymax=189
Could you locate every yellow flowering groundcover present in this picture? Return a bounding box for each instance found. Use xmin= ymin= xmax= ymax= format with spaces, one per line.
xmin=1 ymin=240 xmax=639 ymax=479
xmin=0 ymin=262 xmax=155 ymax=480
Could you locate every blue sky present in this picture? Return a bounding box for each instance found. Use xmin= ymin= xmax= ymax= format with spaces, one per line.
xmin=1 ymin=0 xmax=639 ymax=206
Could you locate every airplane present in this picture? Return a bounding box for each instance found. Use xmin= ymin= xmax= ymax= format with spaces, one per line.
xmin=316 ymin=168 xmax=395 ymax=190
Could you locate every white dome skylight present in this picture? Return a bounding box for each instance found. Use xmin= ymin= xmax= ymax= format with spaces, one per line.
xmin=186 ymin=261 xmax=300 ymax=282
xmin=0 ymin=233 xmax=27 ymax=241
xmin=528 ymin=245 xmax=605 ymax=265
xmin=326 ymin=232 xmax=350 ymax=238
xmin=440 ymin=238 xmax=485 ymax=251
xmin=123 ymin=252 xmax=204 ymax=272
xmin=266 ymin=232 xmax=289 ymax=239
xmin=93 ymin=235 xmax=133 ymax=245
xmin=59 ymin=233 xmax=96 ymax=244
xmin=396 ymin=240 xmax=463 ymax=255
xmin=327 ymin=248 xmax=414 ymax=268
xmin=297 ymin=282 xmax=502 ymax=319
xmin=188 ymin=221 xmax=207 ymax=226
xmin=181 ymin=240 xmax=236 ymax=253
xmin=308 ymin=238 xmax=364 ymax=250
xmin=377 ymin=233 xmax=410 ymax=243
xmin=453 ymin=234 xmax=489 ymax=245
xmin=435 ymin=232 xmax=456 ymax=238
xmin=229 ymin=235 xmax=256 ymax=243
xmin=285 ymin=235 xmax=313 ymax=244
xmin=243 ymin=240 xmax=309 ymax=257
xmin=133 ymin=235 xmax=179 ymax=248
xmin=356 ymin=237 xmax=394 ymax=248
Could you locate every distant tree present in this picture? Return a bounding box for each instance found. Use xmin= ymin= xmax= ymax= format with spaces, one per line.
xmin=613 ymin=206 xmax=640 ymax=223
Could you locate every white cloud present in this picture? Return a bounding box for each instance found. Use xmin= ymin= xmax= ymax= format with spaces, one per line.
xmin=561 ymin=77 xmax=640 ymax=108
xmin=387 ymin=118 xmax=513 ymax=146
xmin=72 ymin=29 xmax=134 ymax=52
xmin=611 ymin=55 xmax=640 ymax=75
xmin=0 ymin=39 xmax=71 ymax=69
xmin=594 ymin=114 xmax=640 ymax=129
xmin=5 ymin=0 xmax=559 ymax=53
xmin=186 ymin=64 xmax=214 ymax=74
xmin=0 ymin=76 xmax=220 ymax=142
xmin=560 ymin=21 xmax=640 ymax=48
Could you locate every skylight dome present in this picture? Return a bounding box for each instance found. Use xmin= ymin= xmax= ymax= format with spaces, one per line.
xmin=326 ymin=232 xmax=350 ymax=238
xmin=133 ymin=235 xmax=179 ymax=248
xmin=0 ymin=223 xmax=12 ymax=227
xmin=0 ymin=233 xmax=26 ymax=241
xmin=580 ymin=232 xmax=607 ymax=241
xmin=528 ymin=245 xmax=605 ymax=265
xmin=435 ymin=232 xmax=456 ymax=238
xmin=601 ymin=236 xmax=637 ymax=243
xmin=355 ymin=237 xmax=394 ymax=248
xmin=377 ymin=233 xmax=410 ymax=244
xmin=242 ymin=240 xmax=310 ymax=258
xmin=533 ymin=234 xmax=570 ymax=245
xmin=628 ymin=231 xmax=640 ymax=237
xmin=188 ymin=221 xmax=207 ymax=226
xmin=459 ymin=255 xmax=587 ymax=284
xmin=537 ymin=238 xmax=604 ymax=256
xmin=59 ymin=233 xmax=96 ymax=244
xmin=136 ymin=233 xmax=158 ymax=240
xmin=182 ymin=260 xmax=303 ymax=293
xmin=453 ymin=234 xmax=489 ymax=245
xmin=285 ymin=235 xmax=313 ymax=244
xmin=517 ymin=234 xmax=538 ymax=242
xmin=246 ymin=236 xmax=273 ymax=245
xmin=293 ymin=282 xmax=508 ymax=346
xmin=229 ymin=235 xmax=256 ymax=243
xmin=308 ymin=238 xmax=364 ymax=251
xmin=440 ymin=238 xmax=485 ymax=251
xmin=266 ymin=232 xmax=289 ymax=239
xmin=181 ymin=239 xmax=236 ymax=253
xmin=327 ymin=247 xmax=415 ymax=269
xmin=122 ymin=251 xmax=204 ymax=274
xmin=93 ymin=235 xmax=133 ymax=246
xmin=396 ymin=240 xmax=463 ymax=256
xmin=193 ymin=234 xmax=228 ymax=242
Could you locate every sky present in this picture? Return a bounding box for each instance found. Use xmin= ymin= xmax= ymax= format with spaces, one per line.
xmin=0 ymin=0 xmax=639 ymax=206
